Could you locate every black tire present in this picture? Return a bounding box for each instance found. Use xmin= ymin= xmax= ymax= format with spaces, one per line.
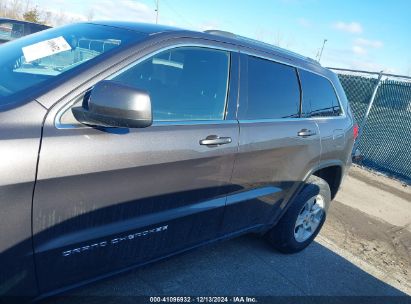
xmin=265 ymin=175 xmax=331 ymax=254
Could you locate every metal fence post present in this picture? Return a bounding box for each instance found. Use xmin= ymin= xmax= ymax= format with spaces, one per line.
xmin=353 ymin=70 xmax=384 ymax=152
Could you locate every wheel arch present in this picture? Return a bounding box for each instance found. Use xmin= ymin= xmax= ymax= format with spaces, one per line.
xmin=308 ymin=161 xmax=345 ymax=200
xmin=262 ymin=160 xmax=346 ymax=234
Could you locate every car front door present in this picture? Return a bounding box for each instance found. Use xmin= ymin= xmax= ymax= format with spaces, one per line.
xmin=33 ymin=45 xmax=240 ymax=292
xmin=222 ymin=54 xmax=321 ymax=233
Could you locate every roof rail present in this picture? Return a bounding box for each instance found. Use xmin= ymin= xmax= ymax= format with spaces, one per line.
xmin=204 ymin=29 xmax=320 ymax=66
xmin=204 ymin=30 xmax=237 ymax=39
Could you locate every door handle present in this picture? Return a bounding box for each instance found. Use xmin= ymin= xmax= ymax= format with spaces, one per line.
xmin=200 ymin=135 xmax=232 ymax=146
xmin=297 ymin=129 xmax=316 ymax=137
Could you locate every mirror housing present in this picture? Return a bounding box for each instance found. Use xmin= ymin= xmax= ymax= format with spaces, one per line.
xmin=72 ymin=80 xmax=152 ymax=128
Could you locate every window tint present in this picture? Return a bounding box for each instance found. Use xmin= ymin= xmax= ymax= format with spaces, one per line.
xmin=0 ymin=22 xmax=14 ymax=41
xmin=241 ymin=56 xmax=300 ymax=120
xmin=27 ymin=23 xmax=48 ymax=34
xmin=112 ymin=47 xmax=230 ymax=121
xmin=299 ymin=70 xmax=342 ymax=117
xmin=11 ymin=22 xmax=25 ymax=39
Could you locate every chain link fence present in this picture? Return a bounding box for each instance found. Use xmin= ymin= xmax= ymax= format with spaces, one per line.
xmin=329 ymin=68 xmax=411 ymax=184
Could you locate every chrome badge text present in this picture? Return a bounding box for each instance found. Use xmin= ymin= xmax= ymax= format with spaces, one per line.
xmin=62 ymin=225 xmax=168 ymax=257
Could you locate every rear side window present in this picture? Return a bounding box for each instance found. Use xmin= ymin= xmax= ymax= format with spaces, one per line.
xmin=299 ymin=70 xmax=342 ymax=117
xmin=112 ymin=47 xmax=230 ymax=121
xmin=240 ymin=56 xmax=300 ymax=120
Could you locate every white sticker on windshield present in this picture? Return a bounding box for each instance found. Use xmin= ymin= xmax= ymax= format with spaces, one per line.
xmin=22 ymin=36 xmax=71 ymax=62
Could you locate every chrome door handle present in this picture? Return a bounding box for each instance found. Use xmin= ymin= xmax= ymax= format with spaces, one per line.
xmin=200 ymin=135 xmax=232 ymax=146
xmin=298 ymin=129 xmax=316 ymax=137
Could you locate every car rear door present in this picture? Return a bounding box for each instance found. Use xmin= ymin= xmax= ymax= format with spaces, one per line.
xmin=222 ymin=53 xmax=321 ymax=233
xmin=33 ymin=45 xmax=240 ymax=292
xmin=298 ymin=69 xmax=352 ymax=183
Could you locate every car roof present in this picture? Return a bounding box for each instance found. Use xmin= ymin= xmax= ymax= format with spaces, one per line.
xmin=89 ymin=21 xmax=183 ymax=34
xmin=89 ymin=21 xmax=320 ymax=67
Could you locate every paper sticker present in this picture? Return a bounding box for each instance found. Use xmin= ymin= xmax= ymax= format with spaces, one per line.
xmin=22 ymin=36 xmax=72 ymax=62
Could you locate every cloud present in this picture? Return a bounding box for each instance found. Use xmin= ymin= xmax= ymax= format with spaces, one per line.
xmin=320 ymin=47 xmax=395 ymax=73
xmin=349 ymin=60 xmax=396 ymax=73
xmin=355 ymin=38 xmax=383 ymax=48
xmin=89 ymin=0 xmax=154 ymax=23
xmin=352 ymin=45 xmax=367 ymax=55
xmin=333 ymin=21 xmax=363 ymax=34
xmin=350 ymin=38 xmax=383 ymax=57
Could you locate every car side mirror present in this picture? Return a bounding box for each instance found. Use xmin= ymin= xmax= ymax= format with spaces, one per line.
xmin=72 ymin=80 xmax=152 ymax=128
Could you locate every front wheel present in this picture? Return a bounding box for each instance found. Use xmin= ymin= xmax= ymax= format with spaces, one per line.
xmin=265 ymin=176 xmax=331 ymax=254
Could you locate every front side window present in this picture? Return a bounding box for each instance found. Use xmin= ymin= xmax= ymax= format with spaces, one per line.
xmin=240 ymin=56 xmax=301 ymax=120
xmin=299 ymin=70 xmax=342 ymax=117
xmin=112 ymin=47 xmax=230 ymax=121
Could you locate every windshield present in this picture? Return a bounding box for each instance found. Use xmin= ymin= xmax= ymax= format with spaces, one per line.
xmin=0 ymin=23 xmax=147 ymax=106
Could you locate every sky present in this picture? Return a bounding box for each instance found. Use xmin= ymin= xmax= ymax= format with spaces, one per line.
xmin=32 ymin=0 xmax=411 ymax=76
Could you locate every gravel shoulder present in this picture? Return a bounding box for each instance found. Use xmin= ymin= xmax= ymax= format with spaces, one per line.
xmin=319 ymin=165 xmax=411 ymax=294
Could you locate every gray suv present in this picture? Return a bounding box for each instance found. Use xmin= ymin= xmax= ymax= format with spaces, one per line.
xmin=0 ymin=22 xmax=355 ymax=300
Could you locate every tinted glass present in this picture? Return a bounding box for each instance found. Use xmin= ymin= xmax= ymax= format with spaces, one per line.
xmin=241 ymin=56 xmax=300 ymax=120
xmin=27 ymin=23 xmax=49 ymax=34
xmin=113 ymin=47 xmax=230 ymax=121
xmin=0 ymin=22 xmax=15 ymax=41
xmin=299 ymin=70 xmax=342 ymax=117
xmin=0 ymin=23 xmax=146 ymax=106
